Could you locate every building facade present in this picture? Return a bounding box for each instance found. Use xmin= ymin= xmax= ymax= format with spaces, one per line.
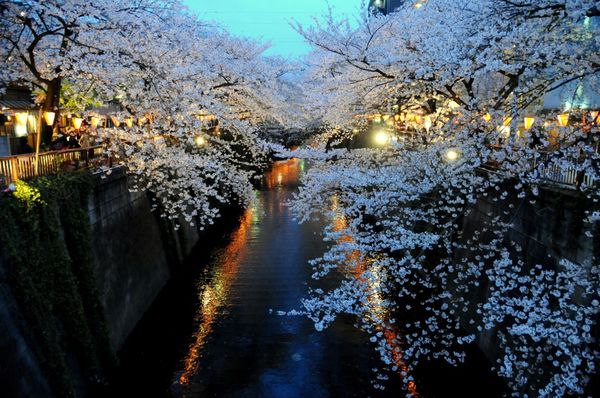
xmin=368 ymin=0 xmax=404 ymax=15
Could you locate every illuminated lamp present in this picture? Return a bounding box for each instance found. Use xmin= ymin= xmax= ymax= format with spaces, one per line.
xmin=557 ymin=113 xmax=569 ymax=127
xmin=195 ymin=135 xmax=207 ymax=147
xmin=43 ymin=111 xmax=56 ymax=126
xmin=424 ymin=116 xmax=433 ymax=131
xmin=524 ymin=116 xmax=535 ymax=130
xmin=91 ymin=117 xmax=101 ymax=128
xmin=445 ymin=148 xmax=460 ymax=161
xmin=15 ymin=112 xmax=28 ymax=125
xmin=373 ymin=130 xmax=390 ymax=146
xmin=72 ymin=117 xmax=83 ymax=129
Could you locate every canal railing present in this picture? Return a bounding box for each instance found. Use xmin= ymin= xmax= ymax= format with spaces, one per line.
xmin=481 ymin=149 xmax=597 ymax=190
xmin=0 ymin=146 xmax=104 ymax=186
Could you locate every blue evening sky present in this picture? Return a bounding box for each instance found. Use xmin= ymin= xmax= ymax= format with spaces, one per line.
xmin=183 ymin=1 xmax=361 ymax=58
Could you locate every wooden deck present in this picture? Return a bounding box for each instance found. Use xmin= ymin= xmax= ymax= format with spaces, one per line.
xmin=0 ymin=146 xmax=103 ymax=186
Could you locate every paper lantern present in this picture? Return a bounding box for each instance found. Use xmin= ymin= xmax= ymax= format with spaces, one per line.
xmin=557 ymin=113 xmax=569 ymax=127
xmin=524 ymin=116 xmax=535 ymax=130
xmin=72 ymin=117 xmax=83 ymax=129
xmin=43 ymin=111 xmax=56 ymax=126
xmin=15 ymin=112 xmax=28 ymax=125
xmin=91 ymin=117 xmax=101 ymax=128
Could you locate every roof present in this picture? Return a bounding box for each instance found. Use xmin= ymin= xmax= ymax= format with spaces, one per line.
xmin=0 ymin=99 xmax=35 ymax=110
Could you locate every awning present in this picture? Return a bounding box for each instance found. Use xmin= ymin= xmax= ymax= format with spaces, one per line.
xmin=0 ymin=99 xmax=35 ymax=110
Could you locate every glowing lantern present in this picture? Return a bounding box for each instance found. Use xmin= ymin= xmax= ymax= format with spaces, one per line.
xmin=373 ymin=130 xmax=390 ymax=146
xmin=91 ymin=117 xmax=101 ymax=128
xmin=557 ymin=113 xmax=569 ymax=127
xmin=195 ymin=135 xmax=207 ymax=147
xmin=424 ymin=116 xmax=433 ymax=131
xmin=15 ymin=112 xmax=28 ymax=125
xmin=445 ymin=148 xmax=460 ymax=162
xmin=43 ymin=111 xmax=56 ymax=126
xmin=448 ymin=100 xmax=460 ymax=110
xmin=110 ymin=116 xmax=121 ymax=127
xmin=373 ymin=114 xmax=382 ymax=123
xmin=394 ymin=114 xmax=400 ymax=121
xmin=502 ymin=116 xmax=513 ymax=126
xmin=382 ymin=115 xmax=390 ymax=122
xmin=125 ymin=117 xmax=134 ymax=128
xmin=590 ymin=111 xmax=599 ymax=123
xmin=524 ymin=116 xmax=535 ymax=130
xmin=72 ymin=117 xmax=83 ymax=129
xmin=138 ymin=117 xmax=147 ymax=126
xmin=482 ymin=113 xmax=492 ymax=122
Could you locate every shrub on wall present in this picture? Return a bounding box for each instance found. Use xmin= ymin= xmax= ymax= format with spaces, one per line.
xmin=0 ymin=172 xmax=114 ymax=397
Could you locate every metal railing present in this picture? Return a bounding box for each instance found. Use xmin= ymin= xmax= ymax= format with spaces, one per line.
xmin=530 ymin=148 xmax=598 ymax=188
xmin=0 ymin=146 xmax=103 ymax=186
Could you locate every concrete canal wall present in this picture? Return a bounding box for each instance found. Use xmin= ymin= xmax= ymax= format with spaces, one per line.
xmin=0 ymin=169 xmax=201 ymax=397
xmin=456 ymin=185 xmax=597 ymax=364
xmin=87 ymin=168 xmax=200 ymax=350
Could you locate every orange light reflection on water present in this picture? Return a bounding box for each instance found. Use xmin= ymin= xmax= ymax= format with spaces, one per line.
xmin=178 ymin=208 xmax=254 ymax=385
xmin=178 ymin=159 xmax=304 ymax=387
xmin=330 ymin=195 xmax=419 ymax=398
xmin=264 ymin=158 xmax=303 ymax=189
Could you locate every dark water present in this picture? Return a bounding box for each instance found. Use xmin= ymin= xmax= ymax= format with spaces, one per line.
xmin=109 ymin=159 xmax=505 ymax=398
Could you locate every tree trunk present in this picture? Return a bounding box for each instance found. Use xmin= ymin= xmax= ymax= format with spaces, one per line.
xmin=42 ymin=78 xmax=61 ymax=146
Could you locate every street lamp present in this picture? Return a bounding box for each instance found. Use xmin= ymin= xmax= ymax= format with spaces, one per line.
xmin=195 ymin=135 xmax=207 ymax=147
xmin=373 ymin=130 xmax=390 ymax=146
xmin=444 ymin=148 xmax=460 ymax=162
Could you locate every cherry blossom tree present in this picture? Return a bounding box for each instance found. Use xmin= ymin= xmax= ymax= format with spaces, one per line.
xmin=0 ymin=0 xmax=297 ymax=226
xmin=290 ymin=1 xmax=600 ymax=396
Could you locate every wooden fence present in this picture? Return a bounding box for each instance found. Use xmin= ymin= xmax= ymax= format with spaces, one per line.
xmin=0 ymin=146 xmax=103 ymax=186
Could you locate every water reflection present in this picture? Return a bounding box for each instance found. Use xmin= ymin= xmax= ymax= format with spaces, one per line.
xmin=178 ymin=160 xmax=304 ymax=387
xmin=329 ymin=195 xmax=419 ymax=397
xmin=171 ymin=158 xmax=404 ymax=397
xmin=264 ymin=158 xmax=304 ymax=189
xmin=178 ymin=208 xmax=254 ymax=386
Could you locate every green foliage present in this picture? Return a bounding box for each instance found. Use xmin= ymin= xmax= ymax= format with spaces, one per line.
xmin=0 ymin=173 xmax=114 ymax=397
xmin=33 ymin=80 xmax=103 ymax=114
xmin=12 ymin=180 xmax=46 ymax=209
xmin=59 ymin=81 xmax=103 ymax=114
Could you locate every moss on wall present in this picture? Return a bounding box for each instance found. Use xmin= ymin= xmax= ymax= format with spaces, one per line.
xmin=0 ymin=173 xmax=114 ymax=397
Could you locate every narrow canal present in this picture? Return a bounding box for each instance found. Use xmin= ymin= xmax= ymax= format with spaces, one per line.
xmin=109 ymin=159 xmax=504 ymax=398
